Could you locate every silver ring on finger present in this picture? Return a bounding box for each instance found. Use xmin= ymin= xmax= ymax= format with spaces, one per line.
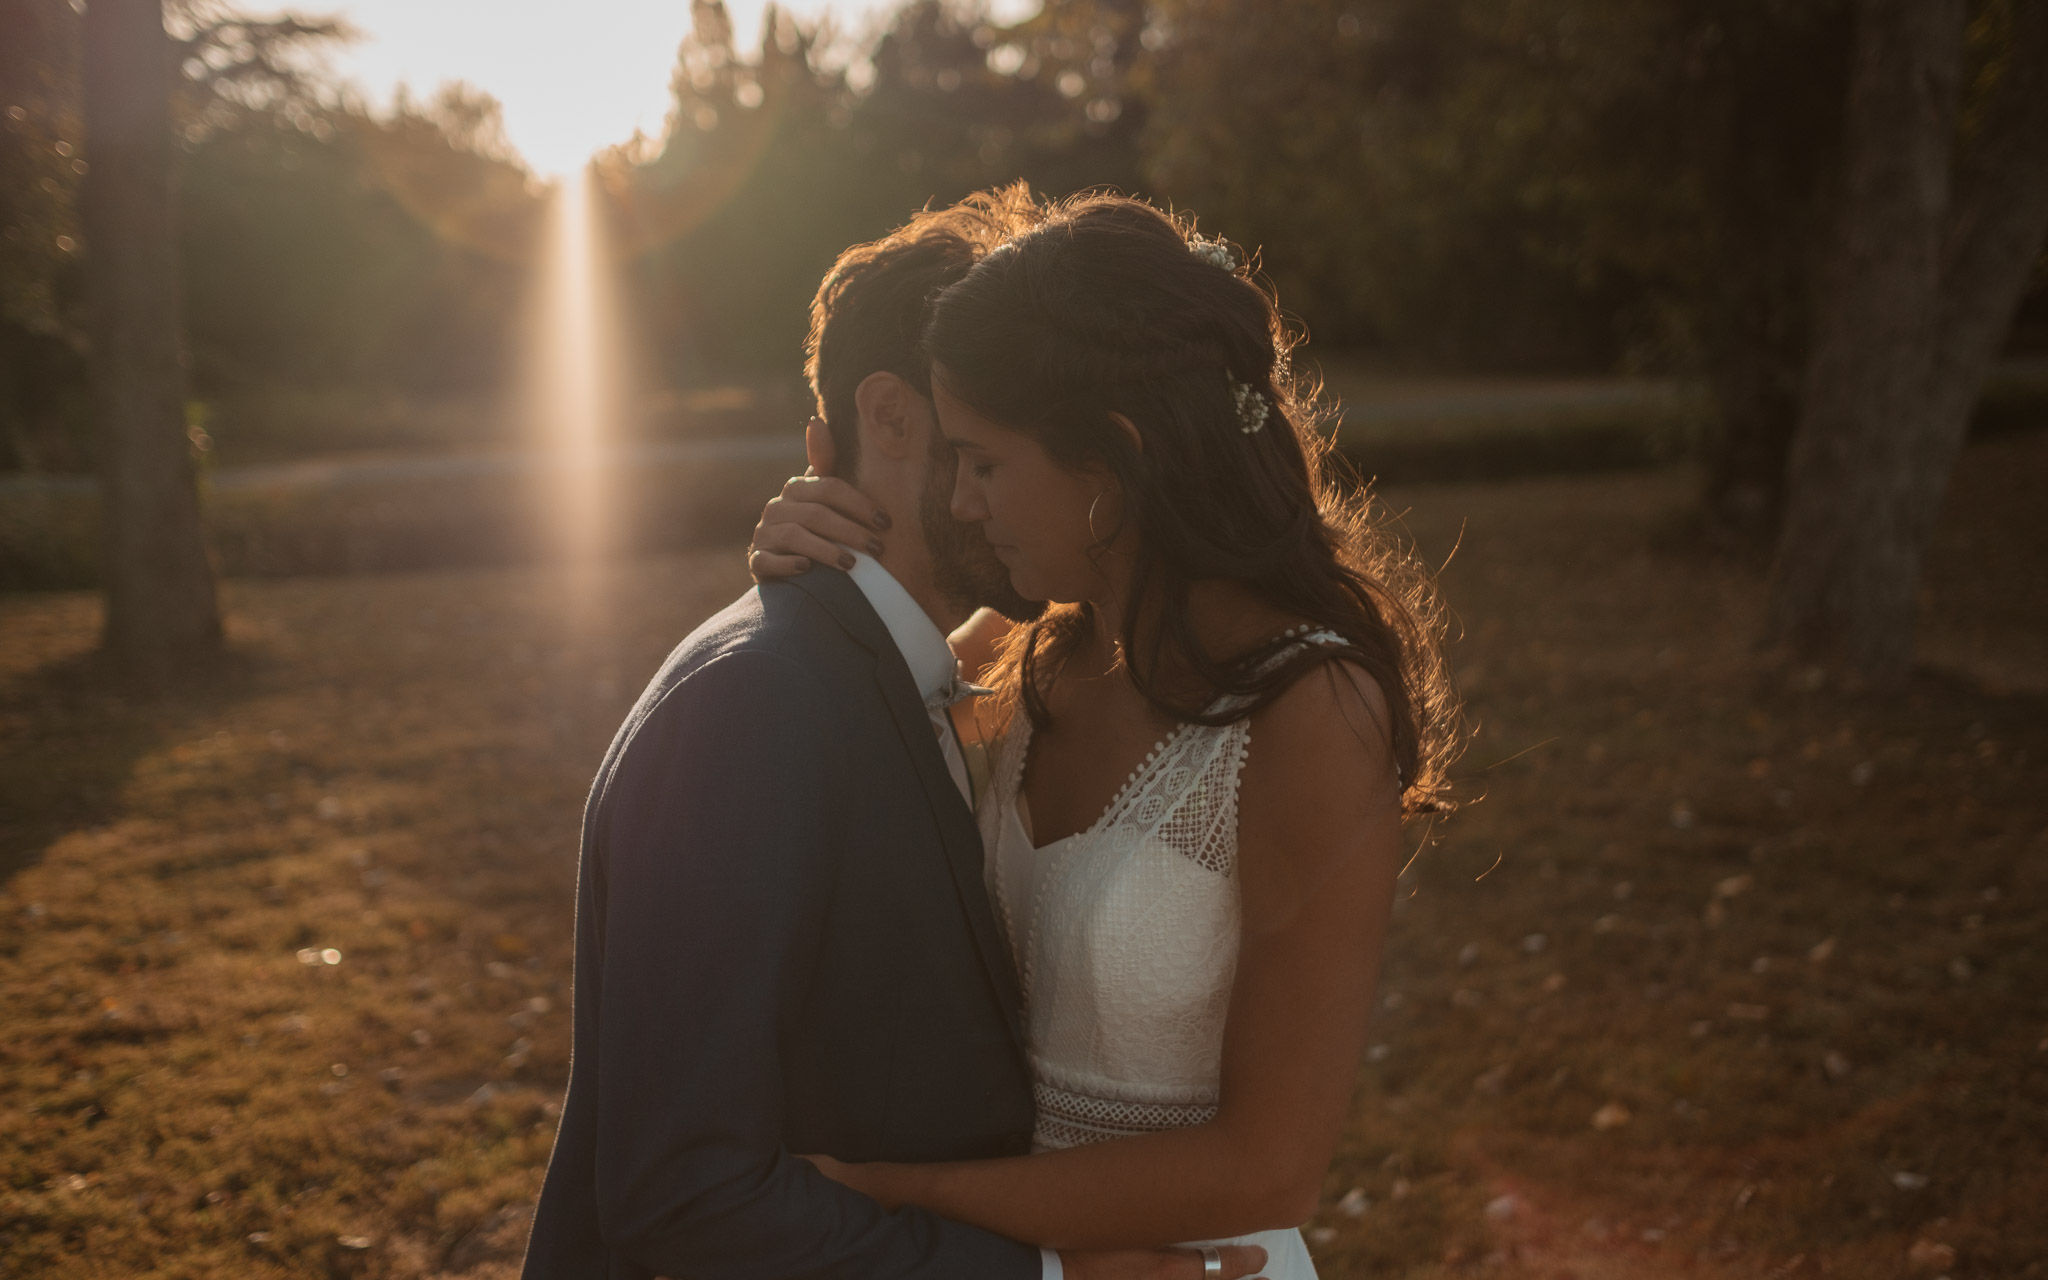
xmin=1199 ymin=1245 xmax=1223 ymax=1278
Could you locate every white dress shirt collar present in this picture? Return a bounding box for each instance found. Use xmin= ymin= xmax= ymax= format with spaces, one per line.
xmin=843 ymin=552 xmax=959 ymax=702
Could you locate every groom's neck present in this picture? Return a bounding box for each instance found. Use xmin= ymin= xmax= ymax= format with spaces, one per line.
xmin=840 ymin=460 xmax=967 ymax=637
xmin=873 ymin=539 xmax=969 ymax=637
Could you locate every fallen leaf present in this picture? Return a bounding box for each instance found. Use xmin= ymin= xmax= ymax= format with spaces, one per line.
xmin=1591 ymin=1102 xmax=1631 ymax=1130
xmin=1906 ymin=1239 xmax=1955 ymax=1270
xmin=1809 ymin=937 xmax=1837 ymax=963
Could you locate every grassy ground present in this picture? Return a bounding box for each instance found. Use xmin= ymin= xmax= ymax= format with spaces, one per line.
xmin=0 ymin=432 xmax=2042 ymax=1279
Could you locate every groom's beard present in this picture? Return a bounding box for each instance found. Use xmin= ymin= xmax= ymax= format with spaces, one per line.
xmin=923 ymin=437 xmax=1043 ymax=624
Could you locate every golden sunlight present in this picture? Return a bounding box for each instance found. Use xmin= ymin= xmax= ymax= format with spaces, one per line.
xmin=530 ymin=166 xmax=624 ymax=616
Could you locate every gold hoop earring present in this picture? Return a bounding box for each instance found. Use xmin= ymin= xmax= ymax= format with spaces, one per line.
xmin=1086 ymin=491 xmax=1112 ymax=545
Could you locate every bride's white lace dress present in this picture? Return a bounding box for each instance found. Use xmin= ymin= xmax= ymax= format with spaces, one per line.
xmin=978 ymin=635 xmax=1343 ymax=1280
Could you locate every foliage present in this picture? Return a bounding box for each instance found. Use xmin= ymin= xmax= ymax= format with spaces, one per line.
xmin=2 ymin=0 xmax=2042 ymax=474
xmin=180 ymin=91 xmax=540 ymax=401
xmin=1134 ymin=0 xmax=1854 ymax=377
xmin=0 ymin=0 xmax=540 ymax=471
xmin=0 ymin=0 xmax=88 ymax=471
xmin=1139 ymin=0 xmax=1609 ymax=369
xmin=606 ymin=0 xmax=1143 ymax=389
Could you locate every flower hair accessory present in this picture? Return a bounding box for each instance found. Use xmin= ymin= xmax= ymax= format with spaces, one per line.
xmin=1228 ymin=372 xmax=1269 ymax=434
xmin=1188 ymin=234 xmax=1237 ymax=272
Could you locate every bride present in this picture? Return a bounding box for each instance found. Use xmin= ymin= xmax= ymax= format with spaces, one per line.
xmin=749 ymin=193 xmax=1459 ymax=1275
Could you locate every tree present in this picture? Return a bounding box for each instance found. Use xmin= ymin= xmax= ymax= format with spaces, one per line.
xmin=603 ymin=0 xmax=1142 ymax=390
xmin=4 ymin=0 xmax=355 ymax=475
xmin=3 ymin=0 xmax=89 ymax=473
xmin=81 ymin=0 xmax=221 ymax=682
xmin=1137 ymin=0 xmax=1632 ymax=368
xmin=1766 ymin=0 xmax=2048 ymax=680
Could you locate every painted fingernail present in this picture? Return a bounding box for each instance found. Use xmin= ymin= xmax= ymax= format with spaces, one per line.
xmin=872 ymin=510 xmax=892 ymax=530
xmin=838 ymin=551 xmax=856 ymax=570
xmin=866 ymin=538 xmax=884 ymax=556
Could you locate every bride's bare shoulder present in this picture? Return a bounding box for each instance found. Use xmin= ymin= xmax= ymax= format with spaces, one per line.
xmin=1245 ymin=656 xmax=1398 ymax=803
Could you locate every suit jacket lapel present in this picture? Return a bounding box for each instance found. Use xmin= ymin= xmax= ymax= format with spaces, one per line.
xmin=787 ymin=571 xmax=1028 ymax=1053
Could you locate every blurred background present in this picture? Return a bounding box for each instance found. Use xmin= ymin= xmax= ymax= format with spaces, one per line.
xmin=1 ymin=1 xmax=2044 ymax=1277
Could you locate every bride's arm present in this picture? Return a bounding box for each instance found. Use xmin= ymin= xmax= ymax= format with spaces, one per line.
xmin=820 ymin=662 xmax=1406 ymax=1250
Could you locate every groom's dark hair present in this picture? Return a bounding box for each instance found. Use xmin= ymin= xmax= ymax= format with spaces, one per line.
xmin=804 ymin=183 xmax=1044 ymax=478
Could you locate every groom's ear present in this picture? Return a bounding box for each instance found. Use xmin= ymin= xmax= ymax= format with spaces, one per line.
xmin=854 ymin=371 xmax=919 ymax=462
xmin=804 ymin=415 xmax=837 ymax=476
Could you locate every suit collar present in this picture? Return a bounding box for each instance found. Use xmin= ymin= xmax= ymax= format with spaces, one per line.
xmin=786 ymin=565 xmax=894 ymax=659
xmin=782 ymin=567 xmax=1029 ymax=1054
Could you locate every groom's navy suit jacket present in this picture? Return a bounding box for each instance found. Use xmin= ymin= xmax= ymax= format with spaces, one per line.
xmin=522 ymin=568 xmax=1038 ymax=1280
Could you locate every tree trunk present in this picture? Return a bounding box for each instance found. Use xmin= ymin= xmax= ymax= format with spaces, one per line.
xmin=81 ymin=0 xmax=221 ymax=685
xmin=1766 ymin=0 xmax=2048 ymax=682
xmin=1698 ymin=5 xmax=1847 ymax=547
xmin=1701 ymin=289 xmax=1805 ymax=544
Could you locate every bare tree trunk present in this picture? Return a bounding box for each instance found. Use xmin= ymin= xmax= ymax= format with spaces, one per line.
xmin=81 ymin=0 xmax=220 ymax=684
xmin=1698 ymin=6 xmax=1846 ymax=547
xmin=1767 ymin=0 xmax=2048 ymax=682
xmin=1701 ymin=291 xmax=1805 ymax=543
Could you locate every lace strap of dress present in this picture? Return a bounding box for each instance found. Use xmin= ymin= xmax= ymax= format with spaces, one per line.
xmin=990 ymin=626 xmax=1363 ymax=848
xmin=1204 ymin=626 xmax=1351 ymax=717
xmin=1203 ymin=624 xmax=1409 ymax=788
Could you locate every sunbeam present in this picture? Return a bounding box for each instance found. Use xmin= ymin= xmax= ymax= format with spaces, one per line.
xmin=530 ymin=165 xmax=624 ymax=620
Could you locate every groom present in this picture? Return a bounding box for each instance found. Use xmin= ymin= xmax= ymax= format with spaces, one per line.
xmin=521 ymin=191 xmax=1264 ymax=1280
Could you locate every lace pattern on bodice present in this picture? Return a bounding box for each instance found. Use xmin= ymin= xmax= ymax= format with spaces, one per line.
xmin=980 ymin=629 xmax=1347 ymax=1151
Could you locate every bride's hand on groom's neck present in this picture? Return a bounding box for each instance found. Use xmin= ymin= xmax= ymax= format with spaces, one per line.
xmin=747 ymin=468 xmax=893 ymax=582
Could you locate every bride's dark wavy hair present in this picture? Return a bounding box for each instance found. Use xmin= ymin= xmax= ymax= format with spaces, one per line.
xmin=923 ymin=192 xmax=1462 ymax=815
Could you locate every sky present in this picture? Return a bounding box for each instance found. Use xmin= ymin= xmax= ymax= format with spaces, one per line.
xmin=310 ymin=0 xmax=1040 ymax=176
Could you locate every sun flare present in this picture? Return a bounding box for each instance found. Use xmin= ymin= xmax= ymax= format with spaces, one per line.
xmin=531 ymin=166 xmax=624 ymax=615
